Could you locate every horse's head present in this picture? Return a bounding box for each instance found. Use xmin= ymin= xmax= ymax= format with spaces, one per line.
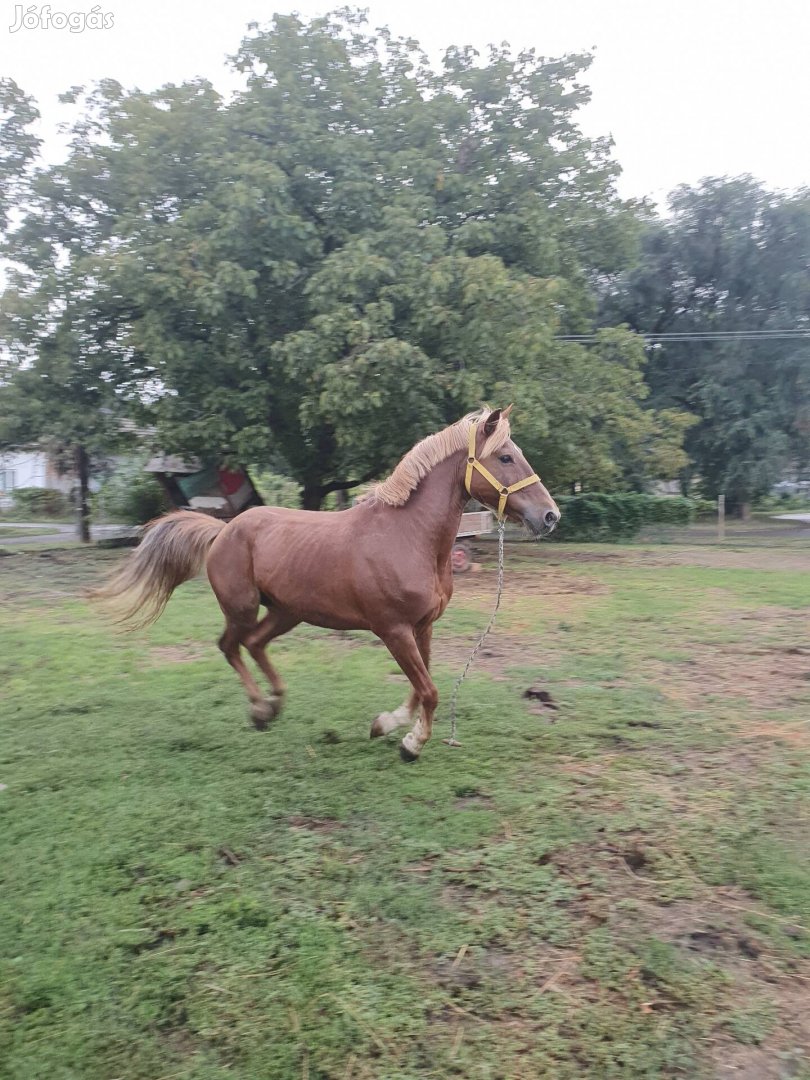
xmin=467 ymin=406 xmax=560 ymax=537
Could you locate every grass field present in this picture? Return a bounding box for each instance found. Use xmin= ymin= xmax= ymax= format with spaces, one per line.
xmin=1 ymin=537 xmax=809 ymax=1079
xmin=0 ymin=527 xmax=54 ymax=539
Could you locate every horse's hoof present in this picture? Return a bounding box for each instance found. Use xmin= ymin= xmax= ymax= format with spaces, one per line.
xmin=369 ymin=716 xmax=388 ymax=738
xmin=399 ymin=740 xmax=419 ymax=763
xmin=250 ymin=697 xmax=280 ymax=731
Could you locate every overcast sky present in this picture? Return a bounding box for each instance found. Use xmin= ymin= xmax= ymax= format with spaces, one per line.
xmin=1 ymin=0 xmax=808 ymax=206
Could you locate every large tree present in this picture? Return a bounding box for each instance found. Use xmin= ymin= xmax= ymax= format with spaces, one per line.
xmin=2 ymin=13 xmax=687 ymax=508
xmin=0 ymin=80 xmax=135 ymax=539
xmin=603 ymin=177 xmax=810 ymax=512
xmin=0 ymin=79 xmax=39 ymax=234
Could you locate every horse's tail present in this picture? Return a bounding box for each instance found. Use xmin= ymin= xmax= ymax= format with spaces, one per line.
xmin=89 ymin=510 xmax=227 ymax=629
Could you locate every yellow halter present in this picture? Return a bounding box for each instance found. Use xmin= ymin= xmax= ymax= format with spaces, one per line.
xmin=464 ymin=422 xmax=541 ymax=520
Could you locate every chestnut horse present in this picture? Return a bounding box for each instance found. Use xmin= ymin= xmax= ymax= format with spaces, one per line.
xmin=92 ymin=407 xmax=560 ymax=760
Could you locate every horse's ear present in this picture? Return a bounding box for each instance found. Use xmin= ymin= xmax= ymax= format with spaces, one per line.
xmin=502 ymin=403 xmax=514 ymax=420
xmin=482 ymin=408 xmax=503 ymax=437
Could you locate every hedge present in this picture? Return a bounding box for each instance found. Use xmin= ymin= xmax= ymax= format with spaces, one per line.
xmin=93 ymin=462 xmax=170 ymax=525
xmin=10 ymin=487 xmax=69 ymax=517
xmin=550 ymin=493 xmax=696 ymax=542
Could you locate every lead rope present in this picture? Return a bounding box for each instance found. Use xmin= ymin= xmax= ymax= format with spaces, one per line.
xmin=443 ymin=519 xmax=507 ymax=747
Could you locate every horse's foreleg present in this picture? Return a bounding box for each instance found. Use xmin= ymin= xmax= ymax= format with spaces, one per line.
xmin=377 ymin=625 xmax=438 ymax=762
xmin=370 ymin=625 xmax=432 ymax=740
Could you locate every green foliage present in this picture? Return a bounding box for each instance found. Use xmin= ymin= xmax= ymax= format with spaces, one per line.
xmin=1 ymin=13 xmax=687 ymax=508
xmin=690 ymin=497 xmax=719 ymax=517
xmin=93 ymin=461 xmax=170 ymax=525
xmin=755 ymin=492 xmax=810 ymax=512
xmin=249 ymin=468 xmax=302 ymax=509
xmin=605 ymin=178 xmax=810 ymax=510
xmin=722 ymin=1003 xmax=777 ymax=1046
xmin=0 ymin=79 xmax=40 ymax=234
xmin=552 ymin=493 xmax=696 ymax=541
xmin=10 ymin=486 xmax=68 ymax=517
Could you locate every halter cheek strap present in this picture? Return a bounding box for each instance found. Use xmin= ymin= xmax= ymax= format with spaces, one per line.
xmin=464 ymin=422 xmax=541 ymax=520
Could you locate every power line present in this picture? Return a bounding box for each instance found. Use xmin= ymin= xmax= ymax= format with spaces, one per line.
xmin=556 ymin=329 xmax=810 ymax=344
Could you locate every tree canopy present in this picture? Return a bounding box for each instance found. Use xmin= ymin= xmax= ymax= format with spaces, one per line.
xmin=1 ymin=11 xmax=687 ymax=509
xmin=604 ymin=177 xmax=810 ymax=511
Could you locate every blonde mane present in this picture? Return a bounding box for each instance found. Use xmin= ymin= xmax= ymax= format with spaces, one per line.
xmin=371 ymin=409 xmax=512 ymax=507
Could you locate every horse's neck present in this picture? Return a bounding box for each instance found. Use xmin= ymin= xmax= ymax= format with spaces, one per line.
xmin=388 ymin=453 xmax=468 ymax=561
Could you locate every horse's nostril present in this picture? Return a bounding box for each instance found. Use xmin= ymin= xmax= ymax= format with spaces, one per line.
xmin=544 ymin=510 xmax=559 ymax=527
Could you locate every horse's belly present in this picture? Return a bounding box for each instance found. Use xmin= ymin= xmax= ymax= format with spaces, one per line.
xmin=256 ymin=562 xmax=371 ymax=631
xmin=297 ymin=607 xmax=372 ymax=632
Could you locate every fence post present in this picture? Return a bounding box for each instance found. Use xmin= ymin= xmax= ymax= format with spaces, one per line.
xmin=717 ymin=494 xmax=725 ymax=543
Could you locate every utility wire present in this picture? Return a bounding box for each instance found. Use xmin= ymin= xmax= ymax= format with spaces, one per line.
xmin=556 ymin=330 xmax=810 ymax=344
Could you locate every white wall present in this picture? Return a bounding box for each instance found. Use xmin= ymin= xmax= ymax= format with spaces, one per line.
xmin=0 ymin=451 xmax=74 ymax=507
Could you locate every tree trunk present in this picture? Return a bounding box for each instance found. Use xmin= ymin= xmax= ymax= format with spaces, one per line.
xmin=334 ymin=489 xmax=349 ymax=510
xmin=301 ymin=485 xmax=324 ymax=511
xmin=75 ymin=444 xmax=91 ymax=543
xmin=738 ymin=501 xmax=751 ymax=522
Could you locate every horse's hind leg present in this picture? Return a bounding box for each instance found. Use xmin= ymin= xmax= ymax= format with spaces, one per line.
xmin=243 ymin=610 xmax=299 ymax=713
xmin=218 ymin=618 xmax=276 ymax=730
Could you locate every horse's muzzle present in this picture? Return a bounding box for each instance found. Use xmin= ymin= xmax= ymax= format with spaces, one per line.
xmin=521 ymin=507 xmax=559 ymax=537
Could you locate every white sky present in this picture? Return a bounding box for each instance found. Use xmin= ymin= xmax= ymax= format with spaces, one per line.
xmin=1 ymin=0 xmax=809 ymax=205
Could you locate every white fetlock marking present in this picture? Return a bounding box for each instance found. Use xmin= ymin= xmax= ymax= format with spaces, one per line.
xmin=373 ymin=703 xmax=410 ymax=735
xmin=413 ymin=713 xmax=428 ymax=740
xmin=401 ymin=731 xmax=421 ymax=757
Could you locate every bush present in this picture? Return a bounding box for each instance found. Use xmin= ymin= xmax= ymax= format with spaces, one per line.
xmin=11 ymin=487 xmax=69 ymax=517
xmin=94 ymin=462 xmax=170 ymax=525
xmin=551 ymin=493 xmax=696 ymax=542
xmin=755 ymin=492 xmax=810 ymax=512
xmin=690 ymin=498 xmax=718 ymax=518
xmin=251 ymin=469 xmax=301 ymax=508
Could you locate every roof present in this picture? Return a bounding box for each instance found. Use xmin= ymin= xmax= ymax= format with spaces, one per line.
xmin=143 ymin=455 xmax=202 ymax=474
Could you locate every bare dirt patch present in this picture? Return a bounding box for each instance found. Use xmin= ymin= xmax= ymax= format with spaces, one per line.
xmin=636 ymin=545 xmax=810 ymax=573
xmin=642 ymin=601 xmax=810 ymax=740
xmin=144 ymin=644 xmax=212 ymax=666
xmin=629 ymin=892 xmax=810 ymax=1079
xmin=743 ymin=720 xmax=810 ymax=749
xmin=432 ymin=629 xmax=556 ymax=676
xmin=454 ymin=565 xmax=609 ymax=606
xmin=549 ymin=837 xmax=810 ymax=1077
xmin=648 ymin=633 xmax=810 ymax=749
xmin=652 ymin=644 xmax=810 ymax=708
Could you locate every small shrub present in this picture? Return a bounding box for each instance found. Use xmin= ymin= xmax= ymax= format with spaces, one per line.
xmin=94 ymin=462 xmax=170 ymax=525
xmin=755 ymin=492 xmax=810 ymax=512
xmin=251 ymin=469 xmax=301 ymax=508
xmin=690 ymin=498 xmax=718 ymax=518
xmin=552 ymin=493 xmax=696 ymax=542
xmin=11 ymin=487 xmax=69 ymax=517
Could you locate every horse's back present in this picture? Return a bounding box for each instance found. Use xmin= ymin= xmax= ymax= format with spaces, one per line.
xmin=206 ymin=501 xmax=440 ymax=630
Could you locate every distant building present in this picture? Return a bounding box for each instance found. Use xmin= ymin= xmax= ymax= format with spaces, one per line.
xmin=0 ymin=448 xmax=74 ymax=507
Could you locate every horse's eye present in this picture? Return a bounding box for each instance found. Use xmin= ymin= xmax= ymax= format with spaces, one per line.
xmin=499 ymin=454 xmax=514 ymax=464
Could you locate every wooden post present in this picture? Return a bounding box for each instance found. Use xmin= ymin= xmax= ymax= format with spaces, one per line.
xmin=75 ymin=444 xmax=91 ymax=543
xmin=717 ymin=494 xmax=725 ymax=543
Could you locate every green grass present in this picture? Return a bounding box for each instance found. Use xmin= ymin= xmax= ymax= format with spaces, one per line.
xmin=1 ymin=543 xmax=809 ymax=1079
xmin=0 ymin=526 xmax=56 ymax=538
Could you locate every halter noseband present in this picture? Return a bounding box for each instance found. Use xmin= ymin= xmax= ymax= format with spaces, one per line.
xmin=464 ymin=421 xmax=541 ymax=520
